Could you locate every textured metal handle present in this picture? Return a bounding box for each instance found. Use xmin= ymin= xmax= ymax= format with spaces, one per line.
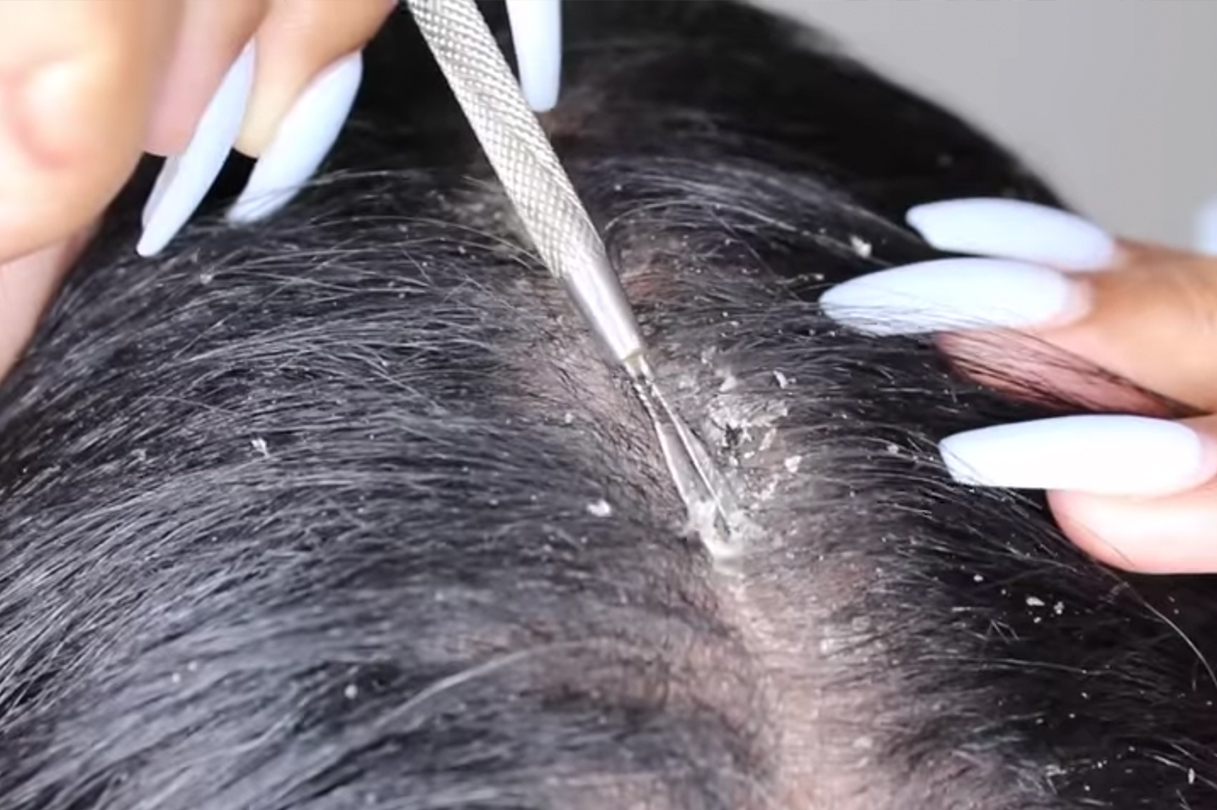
xmin=406 ymin=0 xmax=644 ymax=365
xmin=406 ymin=0 xmax=742 ymax=553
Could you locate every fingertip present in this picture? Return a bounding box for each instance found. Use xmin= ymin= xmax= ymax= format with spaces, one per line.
xmin=235 ymin=0 xmax=392 ymax=156
xmin=938 ymin=415 xmax=1216 ymax=497
xmin=906 ymin=198 xmax=1118 ymax=272
xmin=139 ymin=42 xmax=256 ymax=257
xmin=228 ymin=51 xmax=363 ymax=224
xmin=1049 ymin=490 xmax=1147 ymax=572
xmin=818 ymin=258 xmax=1088 ymax=336
xmin=144 ymin=0 xmax=269 ymax=157
xmin=1194 ymin=194 xmax=1217 ymax=257
xmin=506 ymin=0 xmax=562 ymax=112
xmin=1049 ymin=488 xmax=1217 ymax=575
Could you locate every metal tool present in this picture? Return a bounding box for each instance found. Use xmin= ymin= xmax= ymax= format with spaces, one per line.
xmin=405 ymin=0 xmax=741 ymax=552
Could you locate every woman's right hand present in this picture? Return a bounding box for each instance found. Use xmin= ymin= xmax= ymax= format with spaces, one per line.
xmin=0 ymin=0 xmax=397 ymax=384
xmin=820 ymin=198 xmax=1217 ymax=575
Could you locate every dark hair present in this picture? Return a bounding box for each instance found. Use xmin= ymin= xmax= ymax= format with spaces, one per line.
xmin=1 ymin=2 xmax=1215 ymax=808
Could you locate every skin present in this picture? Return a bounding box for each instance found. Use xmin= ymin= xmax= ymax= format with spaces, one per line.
xmin=938 ymin=240 xmax=1217 ymax=575
xmin=0 ymin=0 xmax=395 ymax=380
xmin=1038 ymin=247 xmax=1217 ymax=575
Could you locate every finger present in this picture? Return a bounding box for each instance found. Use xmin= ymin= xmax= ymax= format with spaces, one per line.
xmin=226 ymin=52 xmax=361 ymax=224
xmin=906 ymin=198 xmax=1199 ymax=271
xmin=1050 ymin=484 xmax=1217 ymax=575
xmin=1192 ymin=194 xmax=1217 ymax=257
xmin=0 ymin=0 xmax=181 ymax=261
xmin=821 ymin=198 xmax=1217 ymax=413
xmin=906 ymin=197 xmax=1120 ymax=272
xmin=236 ymin=0 xmax=394 ymax=157
xmin=934 ymin=412 xmax=1217 ymax=574
xmin=0 ymin=229 xmax=93 ymax=382
xmin=140 ymin=0 xmax=391 ymax=252
xmin=137 ymin=44 xmax=256 ymax=257
xmin=144 ymin=0 xmax=270 ymax=157
xmin=1038 ymin=253 xmax=1217 ymax=413
xmin=939 ymin=414 xmax=1217 ymax=496
xmin=907 ymin=199 xmax=1217 ymax=411
xmin=934 ymin=330 xmax=1178 ymax=417
xmin=505 ymin=0 xmax=563 ymax=112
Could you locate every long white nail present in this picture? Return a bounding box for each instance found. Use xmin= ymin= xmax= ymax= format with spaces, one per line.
xmin=138 ymin=44 xmax=255 ymax=257
xmin=1193 ymin=195 xmax=1217 ymax=256
xmin=227 ymin=53 xmax=363 ymax=224
xmin=939 ymin=415 xmax=1216 ymax=496
xmin=506 ymin=0 xmax=562 ymax=112
xmin=907 ymin=198 xmax=1117 ymax=272
xmin=818 ymin=258 xmax=1087 ymax=336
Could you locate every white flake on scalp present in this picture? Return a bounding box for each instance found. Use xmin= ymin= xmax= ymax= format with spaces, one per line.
xmin=586 ymin=498 xmax=613 ymax=518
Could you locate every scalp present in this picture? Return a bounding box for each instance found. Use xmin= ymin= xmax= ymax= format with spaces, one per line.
xmin=0 ymin=3 xmax=1216 ymax=810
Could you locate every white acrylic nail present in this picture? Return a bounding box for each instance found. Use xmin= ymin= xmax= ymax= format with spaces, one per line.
xmin=138 ymin=44 xmax=256 ymax=257
xmin=818 ymin=257 xmax=1085 ymax=336
xmin=227 ymin=52 xmax=363 ymax=224
xmin=1193 ymin=195 xmax=1217 ymax=257
xmin=939 ymin=415 xmax=1215 ymax=496
xmin=907 ymin=198 xmax=1117 ymax=272
xmin=506 ymin=0 xmax=562 ymax=112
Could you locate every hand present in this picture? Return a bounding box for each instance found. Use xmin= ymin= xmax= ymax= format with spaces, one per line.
xmin=0 ymin=0 xmax=395 ymax=383
xmin=0 ymin=0 xmax=562 ymax=386
xmin=821 ymin=198 xmax=1217 ymax=574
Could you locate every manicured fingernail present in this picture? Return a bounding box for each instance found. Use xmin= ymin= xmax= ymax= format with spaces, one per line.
xmin=906 ymin=198 xmax=1117 ymax=272
xmin=137 ymin=43 xmax=255 ymax=257
xmin=940 ymin=415 xmax=1217 ymax=496
xmin=506 ymin=0 xmax=562 ymax=112
xmin=1193 ymin=195 xmax=1217 ymax=257
xmin=227 ymin=52 xmax=363 ymax=224
xmin=818 ymin=257 xmax=1088 ymax=336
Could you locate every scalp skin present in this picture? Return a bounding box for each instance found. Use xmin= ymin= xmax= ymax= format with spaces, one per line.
xmin=0 ymin=3 xmax=1215 ymax=809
